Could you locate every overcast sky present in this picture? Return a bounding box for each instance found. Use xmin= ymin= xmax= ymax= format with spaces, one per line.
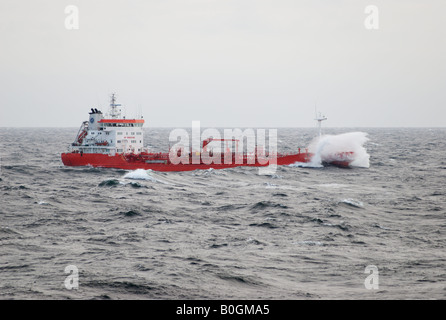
xmin=0 ymin=0 xmax=445 ymax=128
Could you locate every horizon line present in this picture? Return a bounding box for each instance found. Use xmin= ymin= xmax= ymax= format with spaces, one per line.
xmin=1 ymin=126 xmax=445 ymax=129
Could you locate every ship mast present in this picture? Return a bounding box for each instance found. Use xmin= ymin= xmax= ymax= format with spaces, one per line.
xmin=109 ymin=93 xmax=122 ymax=119
xmin=314 ymin=108 xmax=327 ymax=138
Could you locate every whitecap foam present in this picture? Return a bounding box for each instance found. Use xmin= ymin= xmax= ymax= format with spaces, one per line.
xmin=340 ymin=198 xmax=364 ymax=208
xmin=123 ymin=169 xmax=160 ymax=182
xmin=293 ymin=240 xmax=324 ymax=246
xmin=318 ymin=183 xmax=346 ymax=188
xmin=264 ymin=182 xmax=279 ymax=188
xmin=193 ymin=168 xmax=226 ymax=176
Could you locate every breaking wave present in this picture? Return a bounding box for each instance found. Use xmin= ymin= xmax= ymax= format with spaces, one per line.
xmin=340 ymin=198 xmax=364 ymax=208
xmin=310 ymin=132 xmax=370 ymax=168
xmin=290 ymin=132 xmax=370 ymax=168
xmin=123 ymin=169 xmax=161 ymax=182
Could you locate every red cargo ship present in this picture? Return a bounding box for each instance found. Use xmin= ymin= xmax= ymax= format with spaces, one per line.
xmin=61 ymin=94 xmax=353 ymax=171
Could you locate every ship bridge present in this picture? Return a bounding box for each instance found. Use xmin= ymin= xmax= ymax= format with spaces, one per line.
xmin=98 ymin=119 xmax=145 ymax=128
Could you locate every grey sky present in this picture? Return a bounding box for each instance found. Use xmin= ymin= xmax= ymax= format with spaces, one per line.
xmin=0 ymin=0 xmax=445 ymax=127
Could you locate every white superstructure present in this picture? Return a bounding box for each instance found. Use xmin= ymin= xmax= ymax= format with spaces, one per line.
xmin=70 ymin=94 xmax=145 ymax=155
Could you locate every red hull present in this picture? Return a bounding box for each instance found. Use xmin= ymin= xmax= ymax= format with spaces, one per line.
xmin=61 ymin=152 xmax=312 ymax=172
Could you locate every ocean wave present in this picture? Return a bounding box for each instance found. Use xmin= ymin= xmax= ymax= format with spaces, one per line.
xmin=289 ymin=161 xmax=323 ymax=168
xmin=249 ymin=222 xmax=279 ymax=229
xmin=264 ymin=182 xmax=279 ymax=188
xmin=123 ymin=169 xmax=168 ymax=184
xmin=339 ymin=198 xmax=364 ymax=208
xmin=251 ymin=201 xmax=289 ymax=210
xmin=98 ymin=179 xmax=120 ymax=187
xmin=120 ymin=210 xmax=141 ymax=217
xmin=293 ymin=240 xmax=324 ymax=246
xmin=193 ymin=168 xmax=226 ymax=176
xmin=124 ymin=169 xmax=157 ymax=181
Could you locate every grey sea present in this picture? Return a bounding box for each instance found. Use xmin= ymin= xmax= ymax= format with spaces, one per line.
xmin=0 ymin=127 xmax=445 ymax=300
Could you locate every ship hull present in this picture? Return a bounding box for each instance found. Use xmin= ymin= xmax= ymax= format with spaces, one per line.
xmin=61 ymin=152 xmax=312 ymax=171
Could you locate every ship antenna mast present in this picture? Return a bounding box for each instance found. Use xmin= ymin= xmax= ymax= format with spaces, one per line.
xmin=109 ymin=93 xmax=122 ymax=119
xmin=314 ymin=106 xmax=327 ymax=138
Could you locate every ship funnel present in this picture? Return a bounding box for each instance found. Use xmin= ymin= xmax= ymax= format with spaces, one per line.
xmin=88 ymin=109 xmax=104 ymax=130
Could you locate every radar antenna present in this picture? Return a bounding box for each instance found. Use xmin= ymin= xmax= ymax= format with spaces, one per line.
xmin=314 ymin=107 xmax=327 ymax=138
xmin=109 ymin=93 xmax=122 ymax=119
